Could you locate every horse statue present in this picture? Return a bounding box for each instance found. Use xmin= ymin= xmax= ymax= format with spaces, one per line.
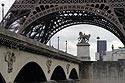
xmin=78 ymin=32 xmax=91 ymax=44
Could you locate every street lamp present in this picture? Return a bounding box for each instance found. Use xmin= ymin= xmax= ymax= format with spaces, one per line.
xmin=57 ymin=36 xmax=60 ymax=50
xmin=1 ymin=3 xmax=5 ymax=19
xmin=65 ymin=40 xmax=67 ymax=53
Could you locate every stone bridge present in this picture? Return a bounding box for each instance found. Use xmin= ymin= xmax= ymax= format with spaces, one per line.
xmin=1 ymin=28 xmax=125 ymax=83
xmin=0 ymin=28 xmax=80 ymax=83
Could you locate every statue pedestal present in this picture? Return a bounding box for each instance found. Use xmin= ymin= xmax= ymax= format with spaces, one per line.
xmin=77 ymin=43 xmax=90 ymax=61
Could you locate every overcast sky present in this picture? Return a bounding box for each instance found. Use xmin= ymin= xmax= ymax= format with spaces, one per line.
xmin=0 ymin=0 xmax=124 ymax=60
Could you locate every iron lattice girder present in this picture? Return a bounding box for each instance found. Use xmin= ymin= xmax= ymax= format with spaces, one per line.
xmin=20 ymin=5 xmax=123 ymax=33
xmin=1 ymin=0 xmax=125 ymax=45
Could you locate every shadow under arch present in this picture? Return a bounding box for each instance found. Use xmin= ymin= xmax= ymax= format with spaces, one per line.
xmin=14 ymin=62 xmax=47 ymax=82
xmin=51 ymin=65 xmax=66 ymax=81
xmin=69 ymin=68 xmax=79 ymax=80
xmin=0 ymin=73 xmax=6 ymax=83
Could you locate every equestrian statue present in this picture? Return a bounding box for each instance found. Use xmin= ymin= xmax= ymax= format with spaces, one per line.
xmin=78 ymin=32 xmax=91 ymax=44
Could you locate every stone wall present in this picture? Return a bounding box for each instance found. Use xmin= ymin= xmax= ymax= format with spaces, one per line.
xmin=92 ymin=61 xmax=125 ymax=83
xmin=79 ymin=62 xmax=93 ymax=83
xmin=79 ymin=61 xmax=125 ymax=83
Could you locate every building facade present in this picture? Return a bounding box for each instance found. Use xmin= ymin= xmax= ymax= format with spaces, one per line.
xmin=105 ymin=47 xmax=125 ymax=61
xmin=96 ymin=40 xmax=107 ymax=61
xmin=96 ymin=47 xmax=125 ymax=61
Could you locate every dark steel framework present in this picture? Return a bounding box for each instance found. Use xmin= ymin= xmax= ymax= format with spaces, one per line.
xmin=0 ymin=0 xmax=125 ymax=45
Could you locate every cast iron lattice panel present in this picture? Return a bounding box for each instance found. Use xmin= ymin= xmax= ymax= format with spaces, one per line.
xmin=15 ymin=0 xmax=38 ymax=4
xmin=0 ymin=0 xmax=125 ymax=45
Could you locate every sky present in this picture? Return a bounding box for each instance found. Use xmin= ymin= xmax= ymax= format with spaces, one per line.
xmin=0 ymin=0 xmax=15 ymax=20
xmin=0 ymin=0 xmax=124 ymax=60
xmin=50 ymin=25 xmax=124 ymax=60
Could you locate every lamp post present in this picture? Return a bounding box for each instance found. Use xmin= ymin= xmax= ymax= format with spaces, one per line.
xmin=65 ymin=40 xmax=67 ymax=53
xmin=1 ymin=3 xmax=4 ymax=19
xmin=96 ymin=36 xmax=101 ymax=61
xmin=57 ymin=36 xmax=60 ymax=50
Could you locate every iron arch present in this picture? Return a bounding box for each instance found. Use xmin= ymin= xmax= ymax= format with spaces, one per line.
xmin=21 ymin=10 xmax=125 ymax=45
xmin=69 ymin=68 xmax=78 ymax=80
xmin=51 ymin=65 xmax=66 ymax=81
xmin=1 ymin=3 xmax=125 ymax=45
xmin=14 ymin=62 xmax=47 ymax=82
xmin=0 ymin=73 xmax=6 ymax=83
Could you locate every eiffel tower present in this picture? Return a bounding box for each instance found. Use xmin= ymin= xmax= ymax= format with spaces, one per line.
xmin=0 ymin=0 xmax=125 ymax=44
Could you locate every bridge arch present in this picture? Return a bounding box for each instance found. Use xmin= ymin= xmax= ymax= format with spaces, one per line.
xmin=0 ymin=73 xmax=6 ymax=83
xmin=69 ymin=68 xmax=79 ymax=80
xmin=50 ymin=65 xmax=66 ymax=81
xmin=14 ymin=62 xmax=47 ymax=82
xmin=20 ymin=5 xmax=124 ymax=44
